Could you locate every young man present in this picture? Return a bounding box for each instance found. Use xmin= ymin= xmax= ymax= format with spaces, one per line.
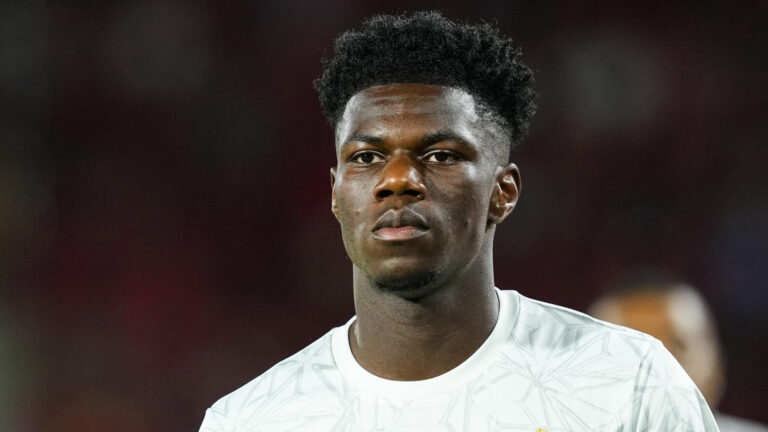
xmin=200 ymin=12 xmax=718 ymax=431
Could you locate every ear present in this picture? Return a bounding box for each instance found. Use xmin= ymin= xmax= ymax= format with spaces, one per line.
xmin=330 ymin=167 xmax=339 ymax=220
xmin=488 ymin=163 xmax=521 ymax=224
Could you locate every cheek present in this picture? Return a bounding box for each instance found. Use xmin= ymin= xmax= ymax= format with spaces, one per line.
xmin=446 ymin=185 xmax=490 ymax=232
xmin=335 ymin=183 xmax=368 ymax=235
xmin=337 ymin=190 xmax=361 ymax=218
xmin=433 ymin=165 xmax=493 ymax=222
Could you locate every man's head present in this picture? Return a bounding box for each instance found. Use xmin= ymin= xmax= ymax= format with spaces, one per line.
xmin=315 ymin=11 xmax=536 ymax=153
xmin=589 ymin=282 xmax=725 ymax=407
xmin=316 ymin=12 xmax=536 ymax=298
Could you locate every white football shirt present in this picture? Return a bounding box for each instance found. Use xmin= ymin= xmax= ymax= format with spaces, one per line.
xmin=200 ymin=289 xmax=719 ymax=431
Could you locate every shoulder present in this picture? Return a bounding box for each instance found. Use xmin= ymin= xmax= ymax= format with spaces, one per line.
xmin=500 ymin=291 xmax=718 ymax=430
xmin=631 ymin=339 xmax=719 ymax=430
xmin=200 ymin=329 xmax=339 ymax=431
xmin=508 ymin=290 xmax=660 ymax=360
xmin=497 ymin=290 xmax=663 ymax=404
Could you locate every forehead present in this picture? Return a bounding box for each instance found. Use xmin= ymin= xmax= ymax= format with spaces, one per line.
xmin=614 ymin=295 xmax=673 ymax=328
xmin=336 ymin=84 xmax=482 ymax=143
xmin=611 ymin=292 xmax=707 ymax=340
xmin=598 ymin=295 xmax=677 ymax=346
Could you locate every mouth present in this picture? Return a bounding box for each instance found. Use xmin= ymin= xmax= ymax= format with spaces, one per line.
xmin=373 ymin=226 xmax=427 ymax=241
xmin=372 ymin=208 xmax=429 ymax=241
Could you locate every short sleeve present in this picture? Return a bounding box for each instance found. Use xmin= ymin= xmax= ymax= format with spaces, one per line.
xmin=631 ymin=339 xmax=720 ymax=432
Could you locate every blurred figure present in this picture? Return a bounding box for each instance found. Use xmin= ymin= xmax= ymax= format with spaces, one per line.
xmin=590 ymin=279 xmax=768 ymax=432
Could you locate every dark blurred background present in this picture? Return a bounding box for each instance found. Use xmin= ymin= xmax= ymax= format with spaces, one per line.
xmin=1 ymin=1 xmax=766 ymax=430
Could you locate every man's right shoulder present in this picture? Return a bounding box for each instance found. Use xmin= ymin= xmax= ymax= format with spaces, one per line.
xmin=199 ymin=328 xmax=341 ymax=431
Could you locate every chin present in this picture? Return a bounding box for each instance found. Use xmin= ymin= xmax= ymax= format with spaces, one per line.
xmin=371 ymin=270 xmax=440 ymax=298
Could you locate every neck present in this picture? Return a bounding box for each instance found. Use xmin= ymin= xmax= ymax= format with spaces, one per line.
xmin=349 ymin=252 xmax=499 ymax=381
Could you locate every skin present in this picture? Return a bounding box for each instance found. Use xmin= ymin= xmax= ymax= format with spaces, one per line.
xmin=329 ymin=84 xmax=520 ymax=380
xmin=589 ymin=286 xmax=725 ymax=407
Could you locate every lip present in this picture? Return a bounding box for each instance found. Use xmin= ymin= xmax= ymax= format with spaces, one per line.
xmin=371 ymin=208 xmax=430 ymax=241
xmin=373 ymin=225 xmax=428 ymax=241
xmin=372 ymin=208 xmax=428 ymax=230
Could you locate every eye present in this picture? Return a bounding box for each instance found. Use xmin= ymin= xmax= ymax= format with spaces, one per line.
xmin=424 ymin=150 xmax=460 ymax=164
xmin=350 ymin=151 xmax=385 ymax=165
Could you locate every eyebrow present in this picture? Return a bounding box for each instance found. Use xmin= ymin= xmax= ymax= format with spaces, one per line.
xmin=420 ymin=131 xmax=470 ymax=146
xmin=342 ymin=131 xmax=470 ymax=148
xmin=343 ymin=133 xmax=383 ymax=146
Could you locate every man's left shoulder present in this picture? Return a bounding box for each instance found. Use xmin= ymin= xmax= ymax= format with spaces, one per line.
xmin=509 ymin=290 xmax=660 ymax=361
xmin=501 ymin=290 xmax=719 ymax=431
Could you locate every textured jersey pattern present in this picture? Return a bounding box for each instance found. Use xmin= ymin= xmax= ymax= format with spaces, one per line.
xmin=200 ymin=290 xmax=718 ymax=431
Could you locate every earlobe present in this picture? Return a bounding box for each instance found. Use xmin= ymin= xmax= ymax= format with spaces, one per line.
xmin=488 ymin=163 xmax=521 ymax=224
xmin=330 ymin=168 xmax=339 ymax=220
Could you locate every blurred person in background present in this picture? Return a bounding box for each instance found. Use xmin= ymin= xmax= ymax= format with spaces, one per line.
xmin=590 ymin=275 xmax=768 ymax=432
xmin=199 ymin=11 xmax=718 ymax=431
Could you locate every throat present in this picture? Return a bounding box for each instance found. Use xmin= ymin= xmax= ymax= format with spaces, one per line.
xmin=348 ymin=285 xmax=499 ymax=381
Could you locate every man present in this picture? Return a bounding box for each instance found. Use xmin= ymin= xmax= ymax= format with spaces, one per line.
xmin=200 ymin=12 xmax=718 ymax=431
xmin=590 ymin=278 xmax=767 ymax=432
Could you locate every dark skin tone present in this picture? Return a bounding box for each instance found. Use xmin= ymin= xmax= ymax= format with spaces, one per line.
xmin=330 ymin=84 xmax=520 ymax=380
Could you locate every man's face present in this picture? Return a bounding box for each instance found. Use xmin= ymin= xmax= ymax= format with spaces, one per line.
xmin=330 ymin=84 xmax=518 ymax=295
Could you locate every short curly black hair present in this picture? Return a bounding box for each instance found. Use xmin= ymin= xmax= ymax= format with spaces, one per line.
xmin=315 ymin=11 xmax=536 ymax=146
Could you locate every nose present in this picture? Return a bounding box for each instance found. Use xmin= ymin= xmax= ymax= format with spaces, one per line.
xmin=373 ymin=153 xmax=426 ymax=201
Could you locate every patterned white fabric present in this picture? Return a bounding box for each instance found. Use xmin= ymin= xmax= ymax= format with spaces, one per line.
xmin=200 ymin=289 xmax=719 ymax=431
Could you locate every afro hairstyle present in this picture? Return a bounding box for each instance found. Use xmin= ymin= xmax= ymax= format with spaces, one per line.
xmin=314 ymin=11 xmax=537 ymax=147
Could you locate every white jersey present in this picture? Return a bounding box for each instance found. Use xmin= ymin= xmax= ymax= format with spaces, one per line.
xmin=200 ymin=289 xmax=719 ymax=431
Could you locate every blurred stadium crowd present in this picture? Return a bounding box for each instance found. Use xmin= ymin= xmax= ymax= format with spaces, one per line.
xmin=0 ymin=1 xmax=765 ymax=430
